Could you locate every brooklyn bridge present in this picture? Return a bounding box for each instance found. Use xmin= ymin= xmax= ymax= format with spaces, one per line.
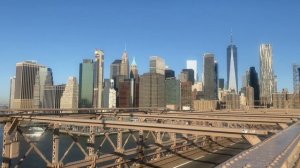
xmin=0 ymin=108 xmax=299 ymax=168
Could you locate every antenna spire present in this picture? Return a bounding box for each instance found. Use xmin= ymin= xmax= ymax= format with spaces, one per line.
xmin=124 ymin=41 xmax=127 ymax=51
xmin=230 ymin=28 xmax=233 ymax=44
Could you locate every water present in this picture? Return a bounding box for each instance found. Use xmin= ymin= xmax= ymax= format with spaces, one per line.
xmin=0 ymin=125 xmax=157 ymax=167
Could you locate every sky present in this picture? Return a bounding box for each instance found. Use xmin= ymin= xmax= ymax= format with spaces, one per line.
xmin=0 ymin=0 xmax=299 ymax=105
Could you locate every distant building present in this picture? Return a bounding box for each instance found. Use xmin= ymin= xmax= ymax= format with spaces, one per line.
xmin=192 ymin=82 xmax=203 ymax=92
xmin=181 ymin=69 xmax=194 ymax=84
xmin=165 ymin=78 xmax=180 ymax=108
xmin=139 ymin=73 xmax=165 ymax=107
xmin=60 ymin=77 xmax=79 ymax=112
xmin=245 ymin=86 xmax=254 ymax=107
xmin=43 ymin=84 xmax=65 ymax=111
xmin=53 ymin=85 xmax=66 ymax=109
xmin=181 ymin=81 xmax=192 ymax=108
xmin=130 ymin=57 xmax=139 ymax=79
xmin=79 ymin=59 xmax=94 ymax=108
xmin=118 ymin=79 xmax=131 ymax=107
xmin=9 ymin=76 xmax=16 ymax=109
xmin=109 ymin=79 xmax=116 ymax=108
xmin=13 ymin=61 xmax=48 ymax=109
xmin=193 ymin=100 xmax=218 ymax=111
xmin=130 ymin=58 xmax=139 ymax=107
xmin=223 ymin=93 xmax=240 ymax=110
xmin=150 ymin=56 xmax=165 ymax=75
xmin=94 ymin=50 xmax=105 ymax=108
xmin=227 ymin=35 xmax=238 ymax=93
xmin=260 ymin=44 xmax=275 ymax=106
xmin=103 ymin=79 xmax=117 ymax=108
xmin=218 ymin=78 xmax=224 ymax=90
xmin=203 ymin=53 xmax=218 ymax=100
xmin=102 ymin=79 xmax=111 ymax=108
xmin=187 ymin=60 xmax=198 ymax=82
xmin=42 ymin=70 xmax=55 ymax=108
xmin=120 ymin=51 xmax=129 ymax=78
xmin=165 ymin=69 xmax=175 ymax=79
xmin=34 ymin=67 xmax=54 ymax=108
xmin=272 ymin=90 xmax=300 ymax=109
xmin=180 ymin=71 xmax=189 ymax=82
xmin=249 ymin=67 xmax=260 ymax=105
xmin=293 ymin=64 xmax=300 ymax=93
xmin=110 ymin=59 xmax=122 ymax=80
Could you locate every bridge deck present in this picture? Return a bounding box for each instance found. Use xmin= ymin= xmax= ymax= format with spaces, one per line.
xmin=216 ymin=121 xmax=300 ymax=168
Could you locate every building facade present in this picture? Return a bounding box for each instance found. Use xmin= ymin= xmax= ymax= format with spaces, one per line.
xmin=139 ymin=73 xmax=165 ymax=107
xmin=9 ymin=76 xmax=16 ymax=109
xmin=227 ymin=38 xmax=238 ymax=93
xmin=218 ymin=78 xmax=224 ymax=90
xmin=165 ymin=69 xmax=175 ymax=79
xmin=150 ymin=56 xmax=165 ymax=75
xmin=293 ymin=64 xmax=300 ymax=93
xmin=120 ymin=51 xmax=129 ymax=78
xmin=203 ymin=53 xmax=218 ymax=100
xmin=109 ymin=79 xmax=117 ymax=108
xmin=245 ymin=86 xmax=254 ymax=107
xmin=79 ymin=59 xmax=94 ymax=108
xmin=181 ymin=69 xmax=194 ymax=84
xmin=130 ymin=57 xmax=139 ymax=79
xmin=13 ymin=61 xmax=46 ymax=109
xmin=259 ymin=44 xmax=275 ymax=105
xmin=110 ymin=59 xmax=122 ymax=80
xmin=181 ymin=81 xmax=192 ymax=108
xmin=187 ymin=60 xmax=198 ymax=82
xmin=165 ymin=78 xmax=180 ymax=108
xmin=102 ymin=79 xmax=111 ymax=108
xmin=60 ymin=76 xmax=79 ymax=112
xmin=118 ymin=79 xmax=131 ymax=107
xmin=94 ymin=50 xmax=104 ymax=108
xmin=249 ymin=67 xmax=260 ymax=105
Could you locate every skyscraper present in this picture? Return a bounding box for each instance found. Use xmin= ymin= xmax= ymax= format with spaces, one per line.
xmin=130 ymin=58 xmax=139 ymax=107
xmin=227 ymin=35 xmax=238 ymax=93
xmin=94 ymin=49 xmax=104 ymax=108
xmin=102 ymin=79 xmax=111 ymax=108
xmin=109 ymin=79 xmax=117 ymax=108
xmin=118 ymin=79 xmax=131 ymax=107
xmin=9 ymin=76 xmax=16 ymax=109
xmin=165 ymin=78 xmax=180 ymax=107
xmin=218 ymin=78 xmax=224 ymax=90
xmin=103 ymin=79 xmax=117 ymax=108
xmin=181 ymin=69 xmax=195 ymax=84
xmin=259 ymin=44 xmax=274 ymax=105
xmin=203 ymin=53 xmax=218 ymax=100
xmin=110 ymin=59 xmax=122 ymax=80
xmin=150 ymin=56 xmax=165 ymax=75
xmin=43 ymin=83 xmax=65 ymax=110
xmin=249 ymin=67 xmax=260 ymax=105
xmin=13 ymin=61 xmax=46 ymax=109
xmin=79 ymin=59 xmax=94 ymax=108
xmin=187 ymin=60 xmax=198 ymax=82
xmin=53 ymin=84 xmax=66 ymax=110
xmin=130 ymin=57 xmax=138 ymax=79
xmin=60 ymin=76 xmax=79 ymax=112
xmin=165 ymin=69 xmax=175 ymax=79
xmin=139 ymin=73 xmax=165 ymax=107
xmin=120 ymin=51 xmax=129 ymax=78
xmin=181 ymin=81 xmax=192 ymax=108
xmin=293 ymin=64 xmax=300 ymax=93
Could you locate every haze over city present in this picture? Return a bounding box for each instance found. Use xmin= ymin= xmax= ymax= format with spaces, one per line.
xmin=1 ymin=0 xmax=300 ymax=104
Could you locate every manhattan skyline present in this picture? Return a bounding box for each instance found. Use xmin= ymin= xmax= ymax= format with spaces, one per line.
xmin=1 ymin=0 xmax=300 ymax=104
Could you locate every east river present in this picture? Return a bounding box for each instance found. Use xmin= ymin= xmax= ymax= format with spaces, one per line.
xmin=0 ymin=125 xmax=144 ymax=167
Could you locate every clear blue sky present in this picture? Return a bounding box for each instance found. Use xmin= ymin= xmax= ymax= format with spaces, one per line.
xmin=0 ymin=0 xmax=299 ymax=104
